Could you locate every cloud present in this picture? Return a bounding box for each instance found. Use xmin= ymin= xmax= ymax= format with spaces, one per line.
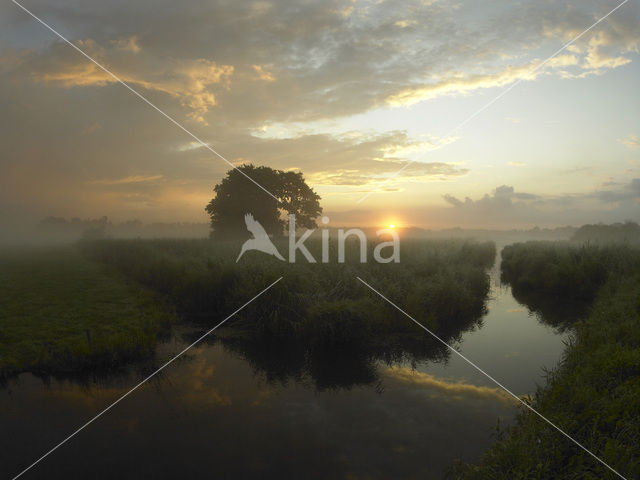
xmin=593 ymin=178 xmax=640 ymax=203
xmin=201 ymin=129 xmax=469 ymax=188
xmin=436 ymin=179 xmax=640 ymax=227
xmin=443 ymin=184 xmax=540 ymax=210
xmin=0 ymin=0 xmax=638 ymax=224
xmin=386 ymin=61 xmax=544 ymax=107
xmin=87 ymin=175 xmax=164 ymax=186
xmin=620 ymin=134 xmax=640 ymax=149
xmin=382 ymin=366 xmax=518 ymax=406
xmin=5 ymin=0 xmax=638 ymax=127
xmin=110 ymin=35 xmax=141 ymax=54
xmin=23 ymin=39 xmax=233 ymax=124
xmin=310 ymin=160 xmax=467 ymax=187
xmin=252 ymin=65 xmax=275 ymax=82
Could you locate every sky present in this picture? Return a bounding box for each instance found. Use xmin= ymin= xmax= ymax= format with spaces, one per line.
xmin=1 ymin=0 xmax=639 ymax=230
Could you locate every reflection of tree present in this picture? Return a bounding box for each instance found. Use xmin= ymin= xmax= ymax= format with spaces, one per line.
xmin=498 ymin=241 xmax=618 ymax=332
xmin=507 ymin=283 xmax=587 ymax=332
xmin=7 ymin=303 xmax=488 ymax=393
xmin=214 ymin=306 xmax=486 ymax=391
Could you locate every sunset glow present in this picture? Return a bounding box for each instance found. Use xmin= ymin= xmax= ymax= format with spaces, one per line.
xmin=0 ymin=0 xmax=638 ymax=232
xmin=1 ymin=2 xmax=639 ymax=479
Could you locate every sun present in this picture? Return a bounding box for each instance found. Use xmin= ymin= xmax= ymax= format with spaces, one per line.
xmin=388 ymin=224 xmax=396 ymax=229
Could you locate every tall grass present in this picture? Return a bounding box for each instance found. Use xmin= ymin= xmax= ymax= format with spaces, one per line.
xmin=500 ymin=241 xmax=637 ymax=329
xmin=81 ymin=237 xmax=495 ymax=335
xmin=81 ymin=237 xmax=496 ymax=386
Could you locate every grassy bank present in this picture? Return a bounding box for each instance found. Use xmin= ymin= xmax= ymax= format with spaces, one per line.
xmin=81 ymin=238 xmax=495 ymax=339
xmin=81 ymin=238 xmax=496 ymax=387
xmin=0 ymin=247 xmax=175 ymax=377
xmin=453 ymin=242 xmax=640 ymax=479
xmin=2 ymin=238 xmax=495 ymax=382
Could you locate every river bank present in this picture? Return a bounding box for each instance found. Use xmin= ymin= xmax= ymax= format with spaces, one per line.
xmin=453 ymin=242 xmax=640 ymax=479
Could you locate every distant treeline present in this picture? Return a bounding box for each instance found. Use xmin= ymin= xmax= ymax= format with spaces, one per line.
xmin=36 ymin=215 xmax=587 ymax=242
xmin=571 ymin=221 xmax=640 ymax=245
xmin=414 ymin=225 xmax=578 ymax=241
xmin=35 ymin=217 xmax=639 ymax=244
xmin=38 ymin=216 xmax=209 ymax=240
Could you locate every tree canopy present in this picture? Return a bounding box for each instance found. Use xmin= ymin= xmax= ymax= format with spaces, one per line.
xmin=205 ymin=164 xmax=322 ymax=238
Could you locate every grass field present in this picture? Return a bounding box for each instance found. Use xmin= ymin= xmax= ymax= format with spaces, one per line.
xmin=452 ymin=242 xmax=640 ymax=479
xmin=81 ymin=237 xmax=496 ymax=339
xmin=1 ymin=238 xmax=496 ymax=380
xmin=0 ymin=247 xmax=174 ymax=377
xmin=78 ymin=237 xmax=497 ymax=388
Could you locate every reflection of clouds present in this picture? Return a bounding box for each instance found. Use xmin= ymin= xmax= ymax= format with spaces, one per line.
xmin=178 ymin=355 xmax=233 ymax=407
xmin=382 ymin=366 xmax=518 ymax=406
xmin=4 ymin=343 xmax=524 ymax=478
xmin=163 ymin=348 xmax=277 ymax=408
xmin=38 ymin=346 xmax=280 ymax=411
xmin=44 ymin=383 xmax=131 ymax=407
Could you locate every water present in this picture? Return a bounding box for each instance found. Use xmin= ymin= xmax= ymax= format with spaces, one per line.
xmin=0 ymin=266 xmax=570 ymax=479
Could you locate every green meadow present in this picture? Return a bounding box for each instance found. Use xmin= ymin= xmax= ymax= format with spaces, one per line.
xmin=1 ymin=238 xmax=496 ymax=377
xmin=0 ymin=247 xmax=174 ymax=376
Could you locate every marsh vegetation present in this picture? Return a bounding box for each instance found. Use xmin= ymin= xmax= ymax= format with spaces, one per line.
xmin=2 ymin=238 xmax=495 ymax=385
xmin=78 ymin=237 xmax=496 ymax=388
xmin=3 ymin=235 xmax=637 ymax=478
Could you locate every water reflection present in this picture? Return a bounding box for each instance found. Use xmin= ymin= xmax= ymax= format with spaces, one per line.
xmin=506 ymin=284 xmax=588 ymax=332
xmin=1 ymin=271 xmax=571 ymax=480
xmin=0 ymin=339 xmax=519 ymax=480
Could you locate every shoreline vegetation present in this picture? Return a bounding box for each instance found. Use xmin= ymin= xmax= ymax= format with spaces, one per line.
xmin=1 ymin=238 xmax=496 ymax=383
xmin=79 ymin=238 xmax=496 ymax=388
xmin=2 ymin=234 xmax=638 ymax=477
xmin=452 ymin=241 xmax=640 ymax=479
xmin=80 ymin=237 xmax=495 ymax=329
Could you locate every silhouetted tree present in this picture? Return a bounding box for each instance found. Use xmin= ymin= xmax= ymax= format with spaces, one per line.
xmin=205 ymin=164 xmax=322 ymax=238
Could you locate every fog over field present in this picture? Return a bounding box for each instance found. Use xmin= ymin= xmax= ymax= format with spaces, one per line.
xmin=1 ymin=1 xmax=639 ymax=479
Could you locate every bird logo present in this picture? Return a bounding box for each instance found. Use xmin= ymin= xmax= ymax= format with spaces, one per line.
xmin=236 ymin=213 xmax=286 ymax=262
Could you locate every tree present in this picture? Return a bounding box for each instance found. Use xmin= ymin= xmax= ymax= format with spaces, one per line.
xmin=205 ymin=164 xmax=322 ymax=238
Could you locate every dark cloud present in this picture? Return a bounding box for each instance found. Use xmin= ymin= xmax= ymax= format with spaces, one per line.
xmin=594 ymin=177 xmax=640 ymax=203
xmin=437 ymin=179 xmax=640 ymax=228
xmin=4 ymin=0 xmax=638 ymax=126
xmin=443 ymin=185 xmax=541 ymax=211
